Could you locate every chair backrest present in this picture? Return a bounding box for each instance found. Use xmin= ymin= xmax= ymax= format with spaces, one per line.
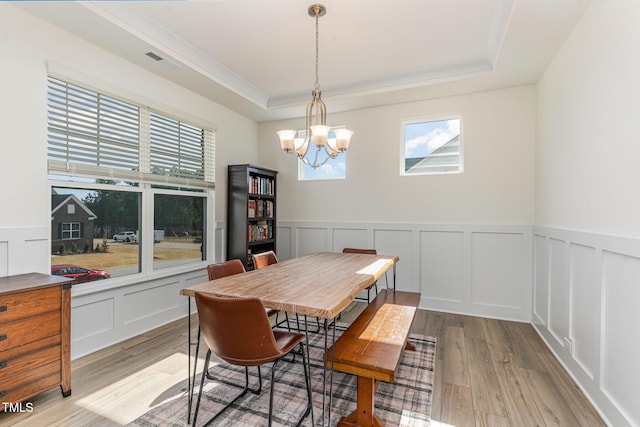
xmin=194 ymin=292 xmax=282 ymax=366
xmin=253 ymin=250 xmax=278 ymax=270
xmin=207 ymin=259 xmax=245 ymax=281
xmin=342 ymin=248 xmax=377 ymax=255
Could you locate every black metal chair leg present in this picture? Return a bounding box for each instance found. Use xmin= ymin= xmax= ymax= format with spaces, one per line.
xmin=192 ymin=349 xmax=211 ymax=427
xmin=297 ymin=342 xmax=313 ymax=427
xmin=195 ymin=350 xmax=263 ymax=427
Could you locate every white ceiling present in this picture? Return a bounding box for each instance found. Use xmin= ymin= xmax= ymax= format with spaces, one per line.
xmin=18 ymin=0 xmax=591 ymax=122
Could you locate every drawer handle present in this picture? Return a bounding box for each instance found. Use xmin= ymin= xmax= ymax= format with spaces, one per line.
xmin=0 ymin=305 xmax=6 ymax=312
xmin=0 ymin=390 xmax=6 ymax=397
xmin=0 ymin=334 xmax=6 ymax=341
xmin=0 ymin=360 xmax=6 ymax=369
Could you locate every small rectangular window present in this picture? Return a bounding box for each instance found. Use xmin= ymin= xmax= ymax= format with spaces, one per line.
xmin=298 ymin=127 xmax=347 ymax=180
xmin=401 ymin=117 xmax=462 ymax=175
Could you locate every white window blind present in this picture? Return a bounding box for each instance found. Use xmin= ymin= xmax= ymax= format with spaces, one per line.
xmin=150 ymin=112 xmax=204 ymax=181
xmin=47 ymin=77 xmax=139 ymax=173
xmin=47 ymin=76 xmax=215 ymax=188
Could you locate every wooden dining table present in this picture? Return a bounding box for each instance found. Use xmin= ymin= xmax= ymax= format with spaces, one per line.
xmin=180 ymin=251 xmax=399 ymax=425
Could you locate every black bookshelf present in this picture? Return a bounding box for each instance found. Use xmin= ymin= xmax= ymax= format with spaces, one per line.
xmin=226 ymin=164 xmax=278 ymax=269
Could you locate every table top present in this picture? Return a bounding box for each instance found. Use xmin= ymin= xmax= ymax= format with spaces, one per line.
xmin=180 ymin=252 xmax=399 ymax=319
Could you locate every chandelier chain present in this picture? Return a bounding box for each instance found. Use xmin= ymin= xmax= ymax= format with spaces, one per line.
xmin=314 ymin=10 xmax=320 ymax=91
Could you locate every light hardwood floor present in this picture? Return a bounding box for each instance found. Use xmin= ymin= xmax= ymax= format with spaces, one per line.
xmin=1 ymin=305 xmax=606 ymax=426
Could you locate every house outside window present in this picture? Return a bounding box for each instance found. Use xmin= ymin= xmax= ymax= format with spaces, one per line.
xmin=401 ymin=116 xmax=462 ymax=175
xmin=47 ymin=75 xmax=214 ymax=282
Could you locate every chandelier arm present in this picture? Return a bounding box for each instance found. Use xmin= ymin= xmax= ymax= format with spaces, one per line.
xmin=300 ymin=154 xmax=312 ymax=166
xmin=314 ymin=150 xmax=332 ymax=169
xmin=312 ymin=145 xmax=322 ymax=168
xmin=323 ymin=144 xmax=338 ymax=159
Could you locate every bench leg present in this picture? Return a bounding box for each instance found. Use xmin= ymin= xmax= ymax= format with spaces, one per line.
xmin=337 ymin=377 xmax=384 ymax=427
xmin=405 ymin=340 xmax=416 ymax=351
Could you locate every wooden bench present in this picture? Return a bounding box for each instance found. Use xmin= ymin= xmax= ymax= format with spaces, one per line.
xmin=325 ymin=289 xmax=421 ymax=427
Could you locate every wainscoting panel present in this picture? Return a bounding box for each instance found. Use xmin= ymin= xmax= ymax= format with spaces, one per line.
xmin=549 ymin=238 xmax=569 ymax=347
xmin=0 ymin=226 xmax=49 ymax=276
xmin=71 ymin=296 xmax=115 ymax=342
xmin=532 ymin=226 xmax=640 ymax=427
xmin=296 ymin=226 xmax=329 ymax=256
xmin=420 ymin=231 xmax=464 ymax=303
xmin=569 ymin=243 xmax=599 ymax=381
xmin=213 ymin=222 xmax=225 ymax=263
xmin=277 ymin=226 xmax=292 ymax=260
xmin=533 ymin=234 xmax=549 ymax=327
xmin=374 ymin=228 xmax=414 ymax=292
xmin=332 ymin=227 xmax=369 ymax=252
xmin=279 ymin=221 xmax=532 ymax=321
xmin=602 ymin=250 xmax=640 ymax=426
xmin=470 ymin=232 xmax=524 ymax=309
xmin=123 ymin=280 xmax=181 ymax=324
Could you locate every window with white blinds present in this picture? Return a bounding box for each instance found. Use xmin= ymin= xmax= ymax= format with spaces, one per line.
xmin=47 ymin=76 xmax=215 ymax=188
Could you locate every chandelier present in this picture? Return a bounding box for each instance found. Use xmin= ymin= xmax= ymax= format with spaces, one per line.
xmin=277 ymin=4 xmax=353 ymax=169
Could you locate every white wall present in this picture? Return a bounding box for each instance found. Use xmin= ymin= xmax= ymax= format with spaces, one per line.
xmin=536 ymin=1 xmax=640 ymax=238
xmin=0 ymin=4 xmax=256 ymax=357
xmin=259 ymin=86 xmax=536 ymax=225
xmin=535 ymin=1 xmax=640 ymax=426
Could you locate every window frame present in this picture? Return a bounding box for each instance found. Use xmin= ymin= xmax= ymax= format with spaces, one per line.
xmin=61 ymin=222 xmax=81 ymax=240
xmin=400 ymin=115 xmax=463 ymax=176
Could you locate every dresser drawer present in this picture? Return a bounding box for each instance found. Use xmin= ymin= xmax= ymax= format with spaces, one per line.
xmin=0 ymin=311 xmax=61 ymax=352
xmin=0 ymin=359 xmax=61 ymax=404
xmin=0 ymin=287 xmax=61 ymax=323
xmin=0 ymin=335 xmax=61 ymax=380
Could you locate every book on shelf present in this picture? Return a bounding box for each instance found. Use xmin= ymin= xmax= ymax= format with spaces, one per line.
xmin=248 ymin=220 xmax=272 ymax=242
xmin=249 ymin=199 xmax=274 ymax=219
xmin=250 ymin=175 xmax=274 ymax=196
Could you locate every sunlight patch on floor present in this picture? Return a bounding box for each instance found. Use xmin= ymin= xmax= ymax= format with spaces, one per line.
xmin=430 ymin=420 xmax=456 ymax=427
xmin=75 ymin=352 xmax=190 ymax=424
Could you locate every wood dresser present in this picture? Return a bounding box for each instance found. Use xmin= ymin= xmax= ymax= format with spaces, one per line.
xmin=0 ymin=273 xmax=73 ymax=405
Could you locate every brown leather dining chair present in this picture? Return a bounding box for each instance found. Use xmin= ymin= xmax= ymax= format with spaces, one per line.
xmin=252 ymin=250 xmax=278 ymax=269
xmin=193 ymin=292 xmax=313 ymax=427
xmin=207 ymin=259 xmax=278 ymax=319
xmin=342 ymin=248 xmax=380 ymax=303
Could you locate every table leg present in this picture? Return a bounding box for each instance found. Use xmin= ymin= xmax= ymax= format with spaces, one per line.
xmin=302 ymin=316 xmax=315 ymax=427
xmin=320 ymin=317 xmax=337 ymax=427
xmin=187 ymin=297 xmax=201 ymax=424
xmin=393 ymin=264 xmax=396 ymax=291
